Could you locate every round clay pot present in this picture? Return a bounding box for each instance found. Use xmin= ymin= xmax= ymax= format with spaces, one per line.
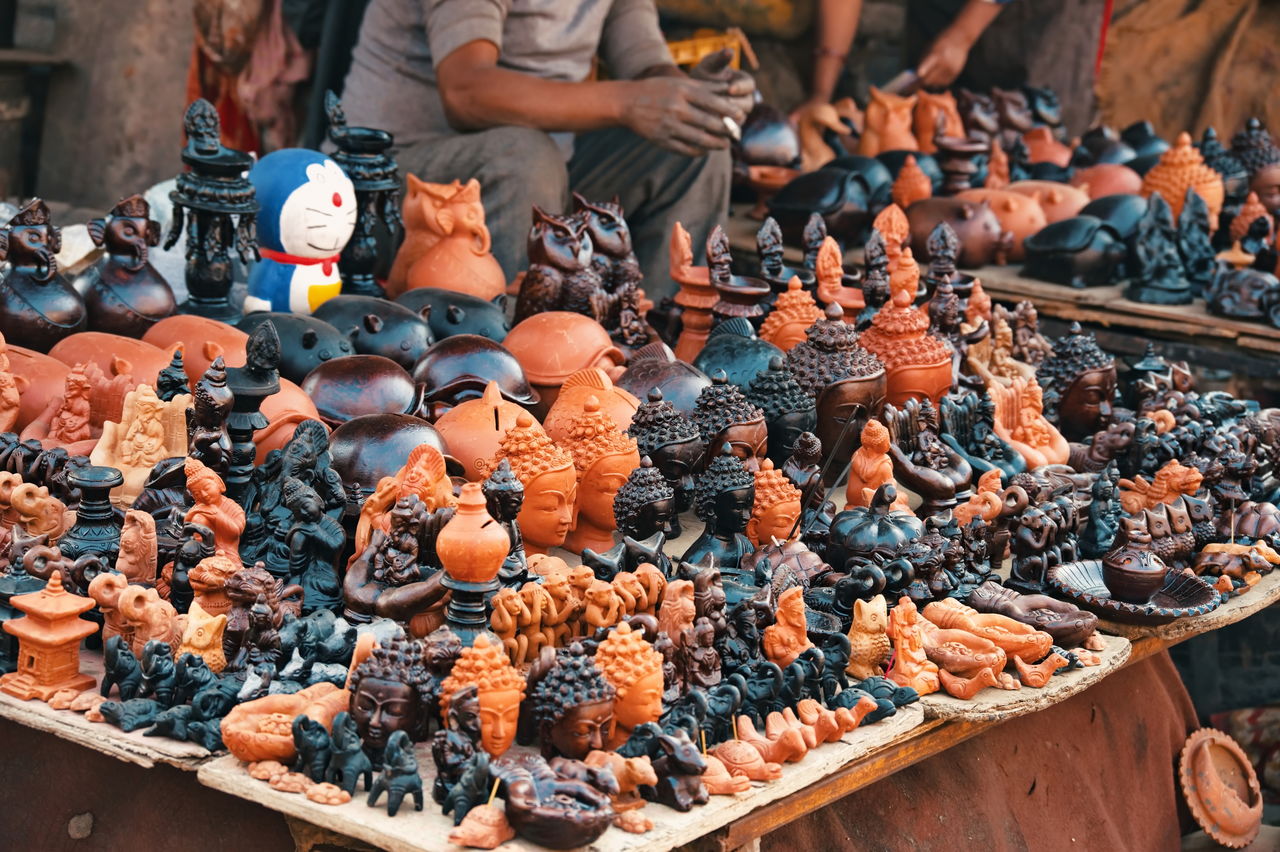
xmin=48 ymin=332 xmax=176 ymax=387
xmin=542 ymin=368 xmax=640 ymax=445
xmin=1070 ymin=164 xmax=1143 ymax=199
xmin=1102 ymin=548 xmax=1167 ymax=604
xmin=312 ymin=294 xmax=434 ymax=371
xmin=143 ymin=315 xmax=249 ymax=385
xmin=300 ymin=354 xmax=420 ymax=427
xmin=503 ymin=312 xmax=624 ymax=419
xmin=433 ymin=381 xmax=526 ymax=482
xmin=329 ymin=413 xmax=454 ymax=500
xmin=437 ymin=482 xmax=510 ymax=583
xmin=6 ymin=345 xmax=70 ymax=431
xmin=237 ymin=312 xmax=354 ymax=385
xmin=412 ymin=334 xmax=538 ymax=419
xmin=1006 ymin=181 xmax=1090 ymax=224
xmin=395 ymin=288 xmax=509 ymax=343
xmin=954 ymin=189 xmax=1047 ymax=261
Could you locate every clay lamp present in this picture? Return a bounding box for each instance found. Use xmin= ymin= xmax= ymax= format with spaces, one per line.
xmin=435 ymin=380 xmax=527 ymax=483
xmin=440 ymin=634 xmax=525 ymax=757
xmin=559 ymin=395 xmax=640 ymax=555
xmin=691 ymin=372 xmax=767 ymax=472
xmin=747 ymin=460 xmax=803 ymax=548
xmin=1179 ymin=728 xmax=1264 ymax=849
xmin=669 ymin=221 xmax=716 ymax=362
xmin=503 ymin=311 xmax=625 ymax=420
xmin=412 ymin=334 xmax=538 ymax=420
xmin=479 ymin=412 xmax=576 ymax=555
xmin=1101 ymin=543 xmax=1169 ymax=604
xmin=529 ymin=643 xmax=617 ymax=760
xmin=812 ymin=236 xmax=867 ymax=323
xmin=1141 ymin=132 xmax=1225 ymax=232
xmin=707 ymin=225 xmax=770 ymax=325
xmin=594 ymin=621 xmax=664 ymax=749
xmin=0 ymin=572 xmax=98 ymax=700
xmin=436 ymin=482 xmax=510 ymax=645
xmin=542 ymin=367 xmax=640 ymax=444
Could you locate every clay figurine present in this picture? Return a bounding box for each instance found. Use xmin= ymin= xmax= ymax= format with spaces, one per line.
xmin=478 ymin=413 xmax=576 ymax=556
xmin=187 ymin=357 xmax=234 ymax=476
xmin=1036 ymin=322 xmax=1117 ymax=443
xmin=325 ymin=710 xmax=375 ymax=796
xmin=691 ymin=373 xmax=767 ymax=472
xmin=530 ymin=644 xmax=616 ymax=760
xmin=560 ymin=396 xmax=640 ymax=555
xmin=595 ymin=622 xmax=664 ymax=748
xmin=681 ymin=446 xmax=756 ymax=572
xmin=0 ymin=199 xmax=87 ymax=351
xmin=514 ymin=206 xmax=606 ymax=326
xmin=483 ymin=460 xmax=529 ymax=586
xmin=367 ymin=730 xmax=425 ymax=816
xmin=1127 ymin=192 xmax=1192 ymax=304
xmin=440 ymin=634 xmax=526 ymax=757
xmin=857 ymin=251 xmax=954 ymax=406
xmin=745 ymin=356 xmax=817 ymax=469
xmin=0 ymin=573 xmax=98 ymax=700
xmin=342 ymin=496 xmax=448 ymax=633
xmin=1141 ymin=132 xmax=1224 ymax=231
xmin=399 ymin=178 xmax=505 ymax=303
xmin=625 ymin=388 xmax=706 ymax=535
xmin=884 ymin=596 xmax=939 ymax=696
xmin=859 ymin=88 xmax=918 ymax=156
xmin=747 ymin=460 xmax=804 ymax=547
xmin=845 ymin=595 xmax=892 ymax=680
xmin=76 ymin=194 xmax=176 ymax=336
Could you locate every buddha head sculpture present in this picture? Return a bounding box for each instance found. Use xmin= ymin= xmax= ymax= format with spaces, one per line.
xmin=857 ymin=249 xmax=953 ymax=405
xmin=594 ymin=621 xmax=663 ymax=748
xmin=349 ymin=638 xmax=435 ymax=752
xmin=691 ymin=372 xmax=767 ymax=471
xmin=530 ymin=642 xmax=616 ymax=760
xmin=746 ymin=355 xmax=818 ymax=468
xmin=626 ymin=388 xmax=706 ymax=518
xmin=560 ymin=395 xmax=640 ymax=554
xmin=760 ymin=277 xmax=822 ymax=353
xmin=480 ymin=412 xmax=576 ymax=555
xmin=747 ymin=459 xmax=804 ymax=547
xmin=613 ymin=456 xmax=676 ymax=541
xmin=439 ymin=633 xmax=526 ymax=757
xmin=1036 ymin=322 xmax=1117 ymax=442
xmin=695 ymin=445 xmax=756 ymax=537
xmin=861 ymin=230 xmax=891 ymax=315
xmin=1231 ymin=118 xmax=1280 ymax=216
xmin=482 ymin=457 xmax=524 ymax=526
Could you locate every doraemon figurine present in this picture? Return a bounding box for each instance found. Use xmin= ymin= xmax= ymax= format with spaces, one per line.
xmin=245 ymin=149 xmax=356 ymax=314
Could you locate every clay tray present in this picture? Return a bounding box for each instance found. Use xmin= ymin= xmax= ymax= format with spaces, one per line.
xmin=198 ymin=704 xmax=925 ymax=852
xmin=1093 ymin=567 xmax=1280 ymax=642
xmin=919 ymin=631 xmax=1131 ymax=723
xmin=0 ymin=648 xmax=212 ymax=770
xmin=1045 ymin=560 xmax=1221 ymax=625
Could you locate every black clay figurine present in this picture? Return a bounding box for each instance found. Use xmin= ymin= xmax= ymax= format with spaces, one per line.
xmin=0 ymin=199 xmax=87 ymax=351
xmin=680 ymin=445 xmax=756 ymax=575
xmin=78 ymin=194 xmax=176 ymax=336
xmin=368 ymin=730 xmax=425 ymax=816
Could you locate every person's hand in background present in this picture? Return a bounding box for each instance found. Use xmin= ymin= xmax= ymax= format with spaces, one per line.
xmin=689 ymin=48 xmax=757 ymax=120
xmin=918 ymin=0 xmax=1006 ymax=88
xmin=623 ymin=76 xmax=744 ymax=157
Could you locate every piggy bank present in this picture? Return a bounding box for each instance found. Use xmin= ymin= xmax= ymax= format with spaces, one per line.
xmin=1022 ymin=216 xmax=1128 ymax=288
xmin=955 ymin=189 xmax=1047 ymax=262
xmin=906 ymin=197 xmax=1013 ymax=268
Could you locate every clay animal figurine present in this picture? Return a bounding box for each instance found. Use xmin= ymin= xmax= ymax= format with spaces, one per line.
xmin=323 ymin=712 xmax=375 ymax=795
xmin=245 ymin=149 xmax=356 ymax=314
xmin=0 ymin=199 xmax=87 ymax=351
xmin=77 ymin=194 xmax=176 ymax=336
xmin=845 ymin=595 xmax=892 ymax=681
xmin=292 ymin=714 xmax=334 ymax=782
xmin=399 ymin=178 xmax=505 ymax=302
xmin=859 ymin=88 xmax=918 ymax=157
xmin=367 ymin=730 xmax=425 ymax=816
xmin=514 ymin=206 xmax=605 ymax=325
xmin=101 ymin=635 xmax=143 ymax=701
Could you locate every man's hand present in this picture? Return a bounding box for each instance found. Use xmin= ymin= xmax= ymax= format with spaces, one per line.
xmin=622 ymin=76 xmax=744 ymax=157
xmin=689 ymin=48 xmax=757 ymax=119
xmin=917 ymin=28 xmax=972 ymax=88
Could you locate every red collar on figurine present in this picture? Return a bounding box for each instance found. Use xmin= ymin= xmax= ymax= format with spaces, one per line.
xmin=259 ymin=247 xmax=341 ymax=276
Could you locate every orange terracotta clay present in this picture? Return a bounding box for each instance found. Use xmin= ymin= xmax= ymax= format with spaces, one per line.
xmin=448 ymin=803 xmax=517 ymax=849
xmin=813 ymin=237 xmax=864 ymax=320
xmin=892 ymin=155 xmax=933 ymax=209
xmin=189 ymin=552 xmax=240 ymax=617
xmin=387 ymin=174 xmax=452 ymax=297
xmin=1141 ymin=132 xmax=1225 ymax=231
xmin=761 ymin=277 xmax=823 ymax=351
xmin=503 ymin=311 xmax=625 ymax=419
xmin=914 ymin=91 xmax=964 ymax=154
xmin=354 ymin=442 xmax=457 ymax=556
xmin=558 ymin=395 xmax=640 ymax=554
xmin=21 ymin=361 xmax=136 ymax=457
xmin=87 ymin=571 xmax=132 ymax=649
xmin=434 ymin=380 xmax=525 ymax=483
xmin=439 ymin=633 xmax=526 ymax=757
xmin=1070 ymin=163 xmax=1142 ymax=199
xmin=117 ymin=583 xmax=180 ymax=658
xmin=845 ymin=420 xmax=912 ymax=510
xmin=918 ymin=617 xmax=1007 ymax=679
xmin=857 ymin=250 xmax=954 ymax=406
xmin=846 ymin=595 xmax=892 ymax=680
xmin=747 ymin=165 xmax=800 ymax=220
xmin=711 ymin=739 xmax=782 ymax=782
xmin=922 ymin=598 xmax=1053 ymax=662
xmin=0 ymin=573 xmax=98 ymax=700
xmin=1007 ymin=180 xmax=1090 ymax=224
xmin=1118 ymin=459 xmax=1203 ymax=514
xmin=221 ymin=682 xmax=350 ymax=762
xmin=595 ymin=621 xmax=664 ymax=748
xmin=586 ymin=750 xmax=659 ymax=813
xmin=400 ymin=178 xmax=506 ymax=302
xmin=48 ymin=332 xmax=176 ymax=389
xmin=872 ymin=204 xmax=910 ymax=262
xmin=90 ymin=383 xmax=192 ymax=506
xmin=1179 ymin=728 xmax=1264 ymax=849
xmin=184 ymin=458 xmax=246 ymax=564
xmin=6 ymin=344 xmax=70 ymax=431
xmin=0 ymin=332 xmax=21 ymax=434
xmin=177 ymin=601 xmax=229 ymax=673
xmin=701 ymin=753 xmax=754 ymax=794
xmin=671 ymin=222 xmax=716 ymax=363
xmin=955 ymin=188 xmax=1047 ymax=261
xmin=143 ymin=315 xmax=247 ymax=386
xmin=886 ymin=596 xmax=940 ymax=696
xmin=543 ymin=367 xmax=641 ymax=444
xmin=747 ymin=459 xmax=803 ymax=547
xmin=479 ymin=412 xmax=576 ymax=555
xmin=763 ymin=586 xmax=815 ymax=668
xmin=794 ymin=102 xmax=846 ymax=172
xmin=657 ymin=578 xmax=695 ymax=648
xmin=4 ymin=480 xmax=70 ymax=541
xmin=985 ymin=140 xmax=1010 ymax=190
xmin=1014 ymin=652 xmax=1068 ymax=687
xmin=952 ymin=469 xmax=1003 ymax=527
xmin=1230 ymin=192 xmax=1274 ymax=244
xmin=438 ymin=482 xmax=510 ymax=585
xmin=859 ymin=87 xmax=918 ymax=157
xmin=117 ymin=509 xmax=158 ymax=583
xmin=937 ymin=666 xmax=1002 ymax=700
xmin=977 ymin=372 xmax=1069 ymax=468
xmin=1022 ymin=126 xmax=1072 ymax=167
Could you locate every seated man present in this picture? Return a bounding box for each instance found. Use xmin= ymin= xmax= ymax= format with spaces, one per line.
xmin=342 ymin=0 xmax=754 ymax=299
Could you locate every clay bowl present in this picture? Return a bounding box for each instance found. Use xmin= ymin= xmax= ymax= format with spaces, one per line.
xmin=1179 ymin=729 xmax=1263 ymax=849
xmin=48 ymin=332 xmax=177 ymax=387
xmin=329 ymin=413 xmax=456 ymax=501
xmin=1070 ymin=164 xmax=1143 ymax=199
xmin=300 ymin=355 xmax=421 ymax=428
xmin=312 ymin=295 xmax=434 ymax=371
xmin=395 ymin=288 xmax=510 ymax=343
xmin=1006 ymin=181 xmax=1090 ymax=224
xmin=237 ymin=312 xmax=354 ymax=385
xmin=1045 ymin=560 xmax=1221 ymax=624
xmin=747 ymin=166 xmax=801 ymax=220
xmin=143 ymin=315 xmax=248 ymax=385
xmin=6 ymin=345 xmax=70 ymax=431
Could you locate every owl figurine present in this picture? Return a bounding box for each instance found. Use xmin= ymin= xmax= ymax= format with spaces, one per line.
xmin=845 ymin=594 xmax=892 ymax=681
xmin=245 ymin=149 xmax=356 ymax=315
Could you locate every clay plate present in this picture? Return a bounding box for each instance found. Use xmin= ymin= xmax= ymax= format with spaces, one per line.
xmin=1179 ymin=728 xmax=1262 ymax=849
xmin=1046 ymin=560 xmax=1221 ymax=624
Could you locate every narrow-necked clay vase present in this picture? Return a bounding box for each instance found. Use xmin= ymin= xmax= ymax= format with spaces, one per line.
xmin=48 ymin=332 xmax=177 ymax=389
xmin=503 ymin=311 xmax=625 ymax=420
xmin=300 ymin=354 xmax=420 ymax=427
xmin=954 ymin=189 xmax=1047 ymax=262
xmin=1071 ymin=164 xmax=1142 ymax=199
xmin=398 ymin=178 xmax=506 ymax=302
xmin=1007 ymin=181 xmax=1090 ymax=224
xmin=435 ymin=380 xmax=528 ymax=482
xmin=1141 ymin=132 xmax=1225 ymax=232
xmin=542 ymin=367 xmax=640 ymax=445
xmin=438 ymin=481 xmax=510 ymax=583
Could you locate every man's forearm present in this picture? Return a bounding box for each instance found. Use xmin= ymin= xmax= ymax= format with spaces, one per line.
xmin=948 ymin=0 xmax=1005 ymax=48
xmin=811 ymin=0 xmax=862 ymax=102
xmin=439 ymin=66 xmax=631 ymax=133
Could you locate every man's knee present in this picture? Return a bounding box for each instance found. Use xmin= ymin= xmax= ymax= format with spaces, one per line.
xmin=471 ymin=127 xmax=568 ymax=209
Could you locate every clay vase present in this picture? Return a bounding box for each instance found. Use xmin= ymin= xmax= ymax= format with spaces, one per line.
xmin=48 ymin=333 xmax=176 ymax=388
xmin=400 ymin=178 xmax=506 ymax=302
xmin=438 ymin=482 xmax=509 ymax=582
xmin=503 ymin=311 xmax=625 ymax=420
xmin=859 ymin=87 xmax=918 ymax=157
xmin=913 ymin=91 xmax=964 ymax=155
xmin=542 ymin=368 xmax=640 ymax=444
xmin=1007 ymin=181 xmax=1090 ymax=224
xmin=435 ymin=380 xmax=527 ymax=482
xmin=905 ymin=197 xmax=1012 ymax=268
xmin=300 ymin=354 xmax=420 ymax=427
xmin=954 ymin=189 xmax=1046 ymax=262
xmin=1022 ymin=127 xmax=1072 ymax=168
xmin=1141 ymin=132 xmax=1225 ymax=232
xmin=6 ymin=344 xmax=70 ymax=431
xmin=1071 ymin=164 xmax=1142 ymax=199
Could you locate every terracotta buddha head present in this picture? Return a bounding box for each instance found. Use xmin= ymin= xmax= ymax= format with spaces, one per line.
xmin=439 ymin=633 xmax=526 ymax=757
xmin=560 ymin=395 xmax=640 ymax=553
xmin=746 ymin=355 xmax=817 ymax=468
xmin=481 ymin=412 xmax=576 ymax=555
xmin=594 ymin=621 xmax=663 ymax=746
xmin=691 ymin=373 xmax=767 ymax=471
xmin=397 ymin=443 xmax=456 ymax=512
xmin=349 ymin=639 xmax=434 ymax=751
xmin=613 ymin=456 xmax=676 ymax=541
xmin=530 ymin=642 xmax=616 ymax=760
xmin=761 ymin=277 xmax=822 ymax=352
xmin=1036 ymin=322 xmax=1117 ymax=442
xmin=695 ymin=445 xmax=756 ymax=536
xmin=626 ymin=388 xmax=706 ymax=516
xmin=747 ymin=459 xmax=804 ymax=547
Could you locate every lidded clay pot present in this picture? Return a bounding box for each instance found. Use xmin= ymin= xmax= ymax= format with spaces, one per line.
xmin=437 ymin=482 xmax=509 ymax=583
xmin=1102 ymin=546 xmax=1168 ymax=604
xmin=502 ymin=311 xmax=625 ymax=419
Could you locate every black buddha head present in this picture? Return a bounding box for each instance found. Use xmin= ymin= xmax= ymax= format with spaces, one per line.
xmin=613 ymin=456 xmax=676 ymax=541
xmin=627 ymin=388 xmax=706 ymax=514
xmin=349 ymin=639 xmax=434 ymax=750
xmin=1036 ymin=322 xmax=1117 ymax=442
xmin=746 ymin=356 xmax=818 ymax=467
xmin=695 ymin=445 xmax=756 ymax=535
xmin=531 ymin=643 xmax=616 ymax=760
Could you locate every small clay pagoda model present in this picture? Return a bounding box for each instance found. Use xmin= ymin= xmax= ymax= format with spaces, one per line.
xmin=690 ymin=373 xmax=767 ymax=472
xmin=761 ymin=278 xmax=823 ymax=353
xmin=858 ymin=249 xmax=954 ymax=405
xmin=324 ymin=90 xmax=402 ymax=297
xmin=0 ymin=573 xmax=98 ymax=700
xmin=1231 ymin=118 xmax=1280 ymax=217
xmin=77 ymin=194 xmax=176 ymax=336
xmin=1141 ymin=132 xmax=1225 ymax=231
xmin=0 ymin=199 xmax=87 ymax=351
xmin=480 ymin=413 xmax=577 ymax=555
xmin=165 ymin=99 xmax=259 ymax=320
xmin=746 ymin=356 xmax=818 ymax=468
xmin=1036 ymin=322 xmax=1117 ymax=443
xmin=626 ymin=389 xmax=706 ymax=536
xmin=680 ymin=445 xmax=756 ymax=574
xmin=1127 ymin=192 xmax=1192 ymax=304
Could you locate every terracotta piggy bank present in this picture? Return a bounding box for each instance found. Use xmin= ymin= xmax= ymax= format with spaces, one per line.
xmin=906 ymin=197 xmax=1013 ymax=268
xmin=954 ymin=189 xmax=1047 ymax=262
xmin=1007 ymin=181 xmax=1090 ymax=224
